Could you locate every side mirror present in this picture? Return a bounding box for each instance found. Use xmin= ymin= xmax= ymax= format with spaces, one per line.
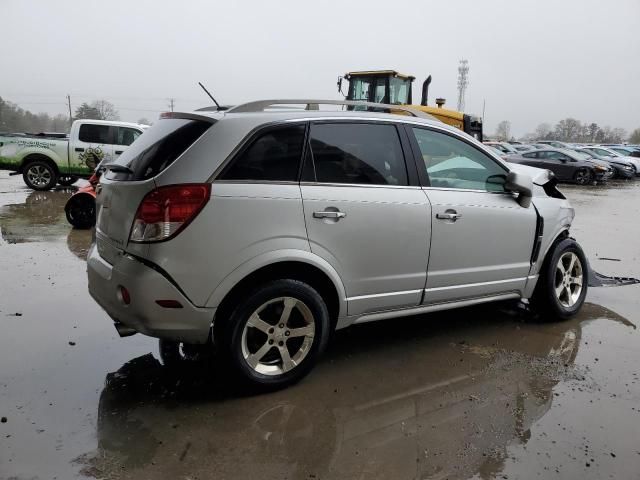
xmin=505 ymin=170 xmax=533 ymax=208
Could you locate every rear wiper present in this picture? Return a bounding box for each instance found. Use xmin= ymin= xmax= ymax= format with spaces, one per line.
xmin=103 ymin=163 xmax=133 ymax=174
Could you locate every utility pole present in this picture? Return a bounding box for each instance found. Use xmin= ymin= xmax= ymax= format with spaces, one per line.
xmin=66 ymin=94 xmax=73 ymax=126
xmin=168 ymin=98 xmax=175 ymax=112
xmin=456 ymin=59 xmax=469 ymax=112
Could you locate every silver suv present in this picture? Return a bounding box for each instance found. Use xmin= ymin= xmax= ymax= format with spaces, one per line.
xmin=88 ymin=100 xmax=588 ymax=388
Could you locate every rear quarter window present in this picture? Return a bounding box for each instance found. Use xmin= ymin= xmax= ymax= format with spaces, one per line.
xmin=219 ymin=125 xmax=305 ymax=182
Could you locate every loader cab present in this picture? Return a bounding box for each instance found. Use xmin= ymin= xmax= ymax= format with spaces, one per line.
xmin=339 ymin=69 xmax=483 ymax=141
xmin=344 ymin=70 xmax=415 ymax=106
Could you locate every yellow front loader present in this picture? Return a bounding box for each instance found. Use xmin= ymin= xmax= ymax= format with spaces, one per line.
xmin=338 ymin=70 xmax=483 ymax=141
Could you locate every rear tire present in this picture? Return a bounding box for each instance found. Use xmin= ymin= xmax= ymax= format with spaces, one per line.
xmin=216 ymin=279 xmax=330 ymax=390
xmin=530 ymin=238 xmax=588 ymax=321
xmin=23 ymin=160 xmax=58 ymax=191
xmin=58 ymin=175 xmax=78 ymax=187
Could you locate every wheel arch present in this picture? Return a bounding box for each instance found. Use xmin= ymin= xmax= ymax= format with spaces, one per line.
xmin=20 ymin=153 xmax=61 ymax=174
xmin=538 ymin=228 xmax=570 ymax=271
xmin=209 ymin=252 xmax=347 ymax=336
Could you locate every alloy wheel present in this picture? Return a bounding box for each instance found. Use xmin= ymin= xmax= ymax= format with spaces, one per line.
xmin=554 ymin=252 xmax=583 ymax=308
xmin=241 ymin=297 xmax=315 ymax=376
xmin=27 ymin=165 xmax=52 ymax=187
xmin=575 ymin=170 xmax=590 ymax=185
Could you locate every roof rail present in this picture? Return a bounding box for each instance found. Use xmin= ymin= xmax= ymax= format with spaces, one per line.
xmin=226 ymin=99 xmax=434 ymax=120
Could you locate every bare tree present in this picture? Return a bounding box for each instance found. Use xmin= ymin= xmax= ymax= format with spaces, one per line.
xmin=91 ymin=100 xmax=120 ymax=120
xmin=137 ymin=117 xmax=152 ymax=126
xmin=534 ymin=123 xmax=553 ymax=140
xmin=629 ymin=128 xmax=640 ymax=144
xmin=75 ymin=102 xmax=102 ymax=120
xmin=554 ymin=118 xmax=582 ymax=142
xmin=494 ymin=120 xmax=511 ymax=141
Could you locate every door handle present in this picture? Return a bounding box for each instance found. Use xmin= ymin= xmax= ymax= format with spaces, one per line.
xmin=115 ymin=150 xmax=123 ymax=154
xmin=436 ymin=212 xmax=462 ymax=221
xmin=75 ymin=147 xmax=84 ymax=152
xmin=313 ymin=210 xmax=346 ymax=219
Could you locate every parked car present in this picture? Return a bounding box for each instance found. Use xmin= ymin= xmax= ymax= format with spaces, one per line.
xmin=506 ymin=148 xmax=613 ymax=184
xmin=603 ymin=145 xmax=640 ymax=158
xmin=580 ymin=146 xmax=640 ymax=174
xmin=512 ymin=144 xmax=535 ymax=152
xmin=535 ymin=140 xmax=575 ymax=149
xmin=0 ymin=119 xmax=148 ymax=190
xmin=486 ymin=145 xmax=508 ymax=158
xmin=574 ymin=147 xmax=635 ymax=179
xmin=87 ymin=100 xmax=589 ymax=389
xmin=483 ymin=141 xmax=519 ymax=154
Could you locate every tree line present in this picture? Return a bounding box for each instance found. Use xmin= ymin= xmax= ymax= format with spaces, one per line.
xmin=0 ymin=97 xmax=151 ymax=134
xmin=494 ymin=118 xmax=640 ymax=144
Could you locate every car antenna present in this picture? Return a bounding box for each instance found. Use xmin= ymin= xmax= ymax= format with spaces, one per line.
xmin=198 ymin=82 xmax=223 ymax=109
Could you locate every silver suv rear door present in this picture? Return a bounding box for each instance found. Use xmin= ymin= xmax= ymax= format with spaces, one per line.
xmin=407 ymin=126 xmax=537 ymax=303
xmin=301 ymin=121 xmax=431 ymax=317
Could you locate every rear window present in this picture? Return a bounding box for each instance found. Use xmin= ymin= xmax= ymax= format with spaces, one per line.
xmin=106 ymin=118 xmax=211 ymax=180
xmin=309 ymin=123 xmax=408 ymax=185
xmin=79 ymin=124 xmax=112 ymax=144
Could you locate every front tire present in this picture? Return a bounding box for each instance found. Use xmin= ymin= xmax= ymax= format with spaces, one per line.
xmin=217 ymin=279 xmax=330 ymax=390
xmin=531 ymin=238 xmax=588 ymax=321
xmin=573 ymin=168 xmax=593 ymax=185
xmin=23 ymin=160 xmax=58 ymax=191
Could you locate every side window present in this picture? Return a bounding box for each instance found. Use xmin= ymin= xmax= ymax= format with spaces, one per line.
xmin=78 ymin=124 xmax=112 ymax=144
xmin=220 ymin=125 xmax=305 ymax=181
xmin=523 ymin=152 xmax=538 ymax=158
xmin=544 ymin=151 xmax=568 ymax=161
xmin=116 ymin=127 xmax=141 ymax=146
xmin=309 ymin=123 xmax=408 ymax=186
xmin=411 ymin=127 xmax=507 ymax=192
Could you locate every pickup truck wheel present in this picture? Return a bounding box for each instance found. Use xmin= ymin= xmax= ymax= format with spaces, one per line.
xmin=218 ymin=279 xmax=330 ymax=390
xmin=58 ymin=175 xmax=78 ymax=187
xmin=23 ymin=161 xmax=58 ymax=191
xmin=531 ymin=238 xmax=588 ymax=321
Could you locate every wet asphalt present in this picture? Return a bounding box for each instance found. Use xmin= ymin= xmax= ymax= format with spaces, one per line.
xmin=0 ymin=171 xmax=639 ymax=480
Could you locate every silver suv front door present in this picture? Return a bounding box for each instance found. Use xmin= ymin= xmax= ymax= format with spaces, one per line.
xmin=409 ymin=126 xmax=537 ymax=303
xmin=301 ymin=122 xmax=431 ymax=317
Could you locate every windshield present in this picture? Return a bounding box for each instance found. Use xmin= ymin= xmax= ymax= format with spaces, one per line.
xmin=597 ymin=148 xmax=621 ymax=157
xmin=578 ymin=149 xmax=596 ymax=158
xmin=349 ymin=77 xmax=372 ymax=101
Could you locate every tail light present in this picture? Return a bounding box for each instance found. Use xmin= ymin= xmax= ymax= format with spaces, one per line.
xmin=130 ymin=184 xmax=210 ymax=243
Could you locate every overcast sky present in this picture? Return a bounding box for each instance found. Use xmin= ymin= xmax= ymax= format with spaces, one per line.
xmin=2 ymin=0 xmax=639 ymax=136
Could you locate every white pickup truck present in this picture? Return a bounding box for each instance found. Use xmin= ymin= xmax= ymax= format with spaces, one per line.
xmin=0 ymin=119 xmax=148 ymax=190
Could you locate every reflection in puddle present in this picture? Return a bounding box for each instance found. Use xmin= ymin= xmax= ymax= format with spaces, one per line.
xmin=78 ymin=303 xmax=635 ymax=480
xmin=0 ymin=189 xmax=72 ymax=243
xmin=0 ymin=188 xmax=93 ymax=258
